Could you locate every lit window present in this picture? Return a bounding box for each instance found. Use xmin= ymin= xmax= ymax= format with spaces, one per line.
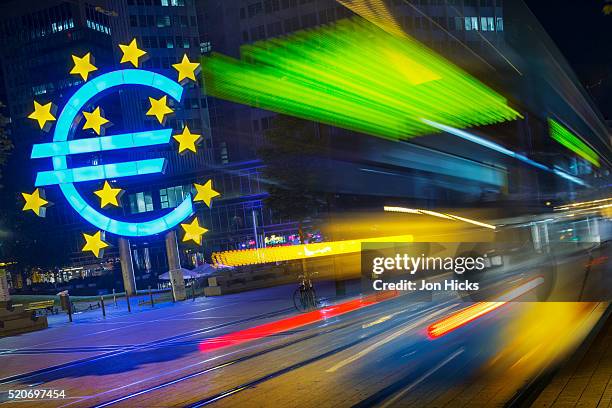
xmin=487 ymin=17 xmax=494 ymax=31
xmin=464 ymin=17 xmax=472 ymax=31
xmin=200 ymin=41 xmax=212 ymax=53
xmin=480 ymin=17 xmax=488 ymax=31
xmin=471 ymin=17 xmax=479 ymax=30
xmin=496 ymin=17 xmax=504 ymax=31
xmin=129 ymin=192 xmax=154 ymax=213
xmin=160 ymin=186 xmax=189 ymax=209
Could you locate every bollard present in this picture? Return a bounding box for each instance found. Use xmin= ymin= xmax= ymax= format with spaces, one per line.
xmin=149 ymin=286 xmax=154 ymax=308
xmin=126 ymin=292 xmax=131 ymax=313
xmin=100 ymin=296 xmax=106 ymax=318
xmin=113 ymin=288 xmax=117 ymax=307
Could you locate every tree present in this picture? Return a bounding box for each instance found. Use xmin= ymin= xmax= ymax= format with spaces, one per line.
xmin=259 ymin=115 xmax=346 ymax=295
xmin=258 ymin=115 xmax=328 ymax=243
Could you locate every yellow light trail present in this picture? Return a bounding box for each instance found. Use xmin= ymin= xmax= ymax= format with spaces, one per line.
xmin=212 ymin=234 xmax=413 ymax=267
xmin=383 ymin=206 xmax=496 ymax=229
xmin=554 ymin=197 xmax=611 ymax=211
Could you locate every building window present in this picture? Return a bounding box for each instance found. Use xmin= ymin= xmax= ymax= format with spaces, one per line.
xmin=248 ymin=2 xmax=263 ymax=17
xmin=160 ymin=185 xmax=190 ymax=209
xmin=496 ymin=17 xmax=504 ymax=31
xmin=200 ymin=41 xmax=212 ymax=54
xmin=465 ymin=16 xmax=479 ymax=31
xmin=454 ymin=16 xmax=463 ymax=30
xmin=129 ymin=192 xmax=154 ymax=213
xmin=157 ymin=15 xmax=171 ymax=27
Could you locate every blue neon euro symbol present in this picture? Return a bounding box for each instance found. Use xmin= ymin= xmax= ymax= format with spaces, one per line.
xmin=30 ymin=70 xmax=194 ymax=237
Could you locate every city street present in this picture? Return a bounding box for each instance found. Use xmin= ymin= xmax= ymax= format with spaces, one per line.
xmin=0 ymin=1 xmax=610 ymax=407
xmin=0 ymin=281 xmax=607 ymax=407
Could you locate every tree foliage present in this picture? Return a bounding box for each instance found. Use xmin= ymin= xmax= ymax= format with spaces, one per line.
xmin=258 ymin=115 xmax=328 ymax=240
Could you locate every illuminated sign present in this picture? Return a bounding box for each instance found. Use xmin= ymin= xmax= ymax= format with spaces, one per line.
xmin=26 ymin=45 xmax=219 ymax=257
xmin=30 ymin=69 xmax=194 ymax=237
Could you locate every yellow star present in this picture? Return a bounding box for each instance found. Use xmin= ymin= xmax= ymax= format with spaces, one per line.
xmin=70 ymin=52 xmax=97 ymax=81
xmin=172 ymin=54 xmax=200 ymax=82
xmin=181 ymin=218 xmax=208 ymax=245
xmin=82 ymin=231 xmax=109 ymax=258
xmin=22 ymin=188 xmax=49 ymax=217
xmin=94 ymin=181 xmax=123 ymax=208
xmin=173 ymin=126 xmax=201 ymax=153
xmin=146 ymin=95 xmax=173 ymax=124
xmin=82 ymin=107 xmax=110 ymax=135
xmin=193 ymin=180 xmax=220 ymax=207
xmin=28 ymin=101 xmax=56 ymax=130
xmin=118 ymin=38 xmax=147 ymax=67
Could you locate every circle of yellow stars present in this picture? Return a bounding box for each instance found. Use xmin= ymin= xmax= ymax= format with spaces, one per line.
xmin=23 ymin=39 xmax=215 ymax=257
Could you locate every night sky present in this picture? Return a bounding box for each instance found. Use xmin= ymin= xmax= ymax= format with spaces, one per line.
xmin=523 ymin=0 xmax=612 ymax=119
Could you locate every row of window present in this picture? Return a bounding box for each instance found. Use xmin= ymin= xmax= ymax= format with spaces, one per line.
xmin=128 ymin=171 xmax=264 ymax=215
xmin=129 ymin=14 xmax=196 ymax=28
xmin=400 ymin=14 xmax=503 ymax=32
xmin=127 ymin=0 xmax=186 ymax=6
xmin=139 ymin=35 xmax=197 ymax=50
xmin=242 ymin=0 xmax=317 ymax=19
xmin=141 ymin=117 xmax=207 ymax=133
xmin=0 ymin=3 xmax=72 ymax=39
xmin=86 ymin=19 xmax=111 ymax=35
xmin=242 ymin=6 xmax=352 ymax=42
xmin=455 ymin=16 xmax=503 ymax=31
xmin=31 ymin=78 xmax=82 ymax=96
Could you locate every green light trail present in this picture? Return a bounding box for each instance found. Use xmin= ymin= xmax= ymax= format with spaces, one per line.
xmin=202 ymin=18 xmax=521 ymax=140
xmin=549 ymin=118 xmax=600 ymax=167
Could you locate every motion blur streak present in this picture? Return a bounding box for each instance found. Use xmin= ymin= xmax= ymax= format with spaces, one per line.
xmin=199 ymin=292 xmax=397 ymax=353
xmin=422 ymin=119 xmax=589 ymax=186
xmin=212 ymin=234 xmax=413 ymax=266
xmin=201 ymin=18 xmax=520 ymax=141
xmin=548 ymin=118 xmax=600 ymax=167
xmin=428 ymin=277 xmax=544 ymax=338
xmin=383 ymin=206 xmax=496 ymax=229
xmin=491 ymin=303 xmax=606 ymax=388
xmin=554 ymin=197 xmax=611 ymax=211
xmin=336 ymin=0 xmax=405 ymax=38
xmin=427 ymin=302 xmax=506 ymax=339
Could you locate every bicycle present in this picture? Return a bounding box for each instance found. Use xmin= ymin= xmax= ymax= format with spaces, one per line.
xmin=293 ymin=272 xmax=318 ymax=312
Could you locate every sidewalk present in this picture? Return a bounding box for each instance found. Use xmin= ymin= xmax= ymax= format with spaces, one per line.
xmin=0 ymin=281 xmax=358 ymax=382
xmin=531 ymin=305 xmax=612 ymax=408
